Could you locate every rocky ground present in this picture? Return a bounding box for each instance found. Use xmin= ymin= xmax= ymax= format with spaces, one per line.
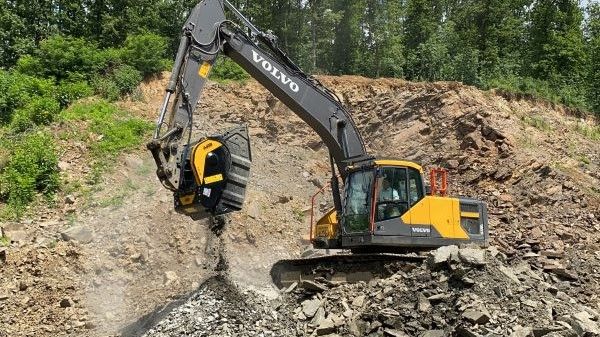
xmin=0 ymin=74 xmax=598 ymax=336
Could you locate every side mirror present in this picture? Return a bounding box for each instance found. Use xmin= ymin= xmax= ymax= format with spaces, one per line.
xmin=425 ymin=185 xmax=432 ymax=195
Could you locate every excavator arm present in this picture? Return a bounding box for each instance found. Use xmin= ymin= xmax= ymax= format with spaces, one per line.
xmin=148 ymin=0 xmax=372 ymax=220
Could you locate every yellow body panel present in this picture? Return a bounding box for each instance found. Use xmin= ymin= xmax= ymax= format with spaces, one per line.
xmin=191 ymin=140 xmax=223 ymax=185
xmin=374 ymin=160 xmax=423 ymax=173
xmin=179 ymin=194 xmax=195 ymax=205
xmin=401 ymin=196 xmax=469 ymax=239
xmin=314 ymin=209 xmax=338 ymax=240
xmin=198 ymin=62 xmax=212 ymax=78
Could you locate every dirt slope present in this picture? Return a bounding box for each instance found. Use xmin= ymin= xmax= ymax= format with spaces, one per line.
xmin=0 ymin=73 xmax=598 ymax=337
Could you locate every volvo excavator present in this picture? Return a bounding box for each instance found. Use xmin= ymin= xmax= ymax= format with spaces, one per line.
xmin=148 ymin=0 xmax=488 ymax=285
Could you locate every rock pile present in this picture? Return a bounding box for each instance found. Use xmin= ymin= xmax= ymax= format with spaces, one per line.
xmin=280 ymin=246 xmax=600 ymax=337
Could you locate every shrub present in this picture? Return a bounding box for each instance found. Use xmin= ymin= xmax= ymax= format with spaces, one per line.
xmin=57 ymin=81 xmax=93 ymax=107
xmin=0 ymin=131 xmax=59 ymax=217
xmin=29 ymin=35 xmax=105 ymax=81
xmin=211 ymin=58 xmax=250 ymax=82
xmin=91 ymin=76 xmax=120 ymax=101
xmin=10 ymin=97 xmax=61 ymax=131
xmin=112 ymin=64 xmax=142 ymax=95
xmin=0 ymin=70 xmax=57 ymax=125
xmin=121 ymin=33 xmax=168 ymax=76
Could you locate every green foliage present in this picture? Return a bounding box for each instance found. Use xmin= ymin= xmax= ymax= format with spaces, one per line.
xmin=575 ymin=123 xmax=600 ymax=141
xmin=0 ymin=70 xmax=57 ymax=125
xmin=91 ymin=77 xmax=120 ymax=101
xmin=0 ymin=131 xmax=59 ymax=218
xmin=57 ymin=81 xmax=93 ymax=107
xmin=111 ymin=65 xmax=143 ymax=95
xmin=210 ymin=58 xmax=250 ymax=82
xmin=121 ymin=33 xmax=168 ymax=76
xmin=61 ymin=101 xmax=153 ymax=158
xmin=10 ymin=97 xmax=61 ymax=133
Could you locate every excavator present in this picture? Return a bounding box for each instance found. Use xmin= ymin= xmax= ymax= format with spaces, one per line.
xmin=148 ymin=0 xmax=488 ymax=283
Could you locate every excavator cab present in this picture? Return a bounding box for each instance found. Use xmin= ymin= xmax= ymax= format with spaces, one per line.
xmin=311 ymin=160 xmax=488 ymax=250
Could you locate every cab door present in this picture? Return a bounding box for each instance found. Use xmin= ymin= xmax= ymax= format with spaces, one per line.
xmin=373 ymin=166 xmax=412 ymax=236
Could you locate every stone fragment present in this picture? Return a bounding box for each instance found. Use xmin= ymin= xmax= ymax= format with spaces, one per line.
xmin=316 ymin=319 xmax=336 ymax=336
xmin=570 ymin=311 xmax=600 ymax=336
xmin=163 ymin=271 xmax=179 ymax=286
xmin=302 ymin=298 xmax=321 ymax=318
xmin=65 ymin=194 xmax=76 ymax=204
xmin=462 ymin=309 xmax=490 ymax=325
xmin=510 ymin=325 xmax=533 ymax=337
xmin=458 ymin=248 xmax=487 ymax=266
xmin=310 ymin=307 xmax=326 ymax=326
xmin=428 ymin=245 xmax=459 ymax=268
xmin=499 ymin=266 xmax=521 ymax=284
xmin=351 ymin=295 xmax=366 ymax=308
xmin=300 ymin=280 xmax=328 ymax=292
xmin=418 ymin=293 xmax=431 ymax=312
xmin=455 ymin=327 xmax=481 ymax=337
xmin=447 ymin=160 xmax=460 ymax=169
xmin=59 ymin=298 xmax=72 ymax=308
xmin=384 ymin=328 xmax=410 ymax=337
xmin=60 ymin=226 xmax=93 ymax=244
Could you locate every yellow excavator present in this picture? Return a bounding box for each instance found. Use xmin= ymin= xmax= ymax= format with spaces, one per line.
xmin=147 ymin=0 xmax=488 ymax=258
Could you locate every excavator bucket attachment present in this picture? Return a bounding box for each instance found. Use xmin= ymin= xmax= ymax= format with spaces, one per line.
xmin=174 ymin=125 xmax=252 ymax=220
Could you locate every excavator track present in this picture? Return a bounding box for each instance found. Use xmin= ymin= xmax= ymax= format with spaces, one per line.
xmin=270 ymin=252 xmax=427 ymax=289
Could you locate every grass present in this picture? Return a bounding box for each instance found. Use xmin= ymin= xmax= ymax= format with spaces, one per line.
xmin=575 ymin=123 xmax=600 ymax=141
xmin=522 ymin=115 xmax=552 ymax=131
xmin=292 ymin=207 xmax=305 ymax=222
xmin=0 ymin=235 xmax=9 ymax=247
xmin=61 ymin=100 xmax=153 ymax=184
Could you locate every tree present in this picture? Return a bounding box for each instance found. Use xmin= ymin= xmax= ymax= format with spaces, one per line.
xmin=585 ymin=3 xmax=600 ymax=113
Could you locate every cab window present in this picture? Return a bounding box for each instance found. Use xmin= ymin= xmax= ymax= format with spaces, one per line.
xmin=343 ymin=169 xmax=374 ymax=232
xmin=408 ymin=168 xmax=424 ymax=205
xmin=376 ymin=167 xmax=408 ymax=221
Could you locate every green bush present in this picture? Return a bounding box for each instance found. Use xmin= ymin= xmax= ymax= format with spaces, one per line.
xmin=0 ymin=131 xmax=59 ymax=217
xmin=9 ymin=96 xmax=61 ymax=133
xmin=122 ymin=33 xmax=168 ymax=76
xmin=57 ymin=81 xmax=93 ymax=107
xmin=91 ymin=76 xmax=120 ymax=101
xmin=112 ymin=64 xmax=142 ymax=95
xmin=211 ymin=58 xmax=250 ymax=82
xmin=19 ymin=35 xmax=105 ymax=81
xmin=61 ymin=100 xmax=153 ymax=157
xmin=0 ymin=70 xmax=57 ymax=125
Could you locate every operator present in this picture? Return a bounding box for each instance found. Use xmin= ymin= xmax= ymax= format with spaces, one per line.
xmin=380 ymin=177 xmax=399 ymax=201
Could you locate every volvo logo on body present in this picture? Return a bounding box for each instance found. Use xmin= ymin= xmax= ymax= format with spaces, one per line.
xmin=251 ymin=49 xmax=300 ymax=93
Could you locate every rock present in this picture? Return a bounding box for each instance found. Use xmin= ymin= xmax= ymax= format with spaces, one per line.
xmin=0 ymin=247 xmax=6 ymax=264
xmin=384 ymin=328 xmax=410 ymax=337
xmin=302 ymin=298 xmax=321 ymax=318
xmin=462 ymin=309 xmax=490 ymax=325
xmin=59 ymin=298 xmax=72 ymax=308
xmin=428 ymin=245 xmax=459 ymax=268
xmin=458 ymin=248 xmax=487 ymax=266
xmin=310 ymin=307 xmax=326 ymax=326
xmin=352 ymin=295 xmax=366 ymax=308
xmin=60 ymin=226 xmax=93 ymax=244
xmin=163 ymin=271 xmax=179 ymax=286
xmin=64 ymin=194 xmax=76 ymax=204
xmin=316 ymin=319 xmax=336 ymax=336
xmin=418 ymin=293 xmax=431 ymax=312
xmin=284 ymin=282 xmax=298 ymax=293
xmin=499 ymin=266 xmax=521 ymax=284
xmin=420 ymin=330 xmax=445 ymax=337
xmin=247 ymin=203 xmax=261 ymax=219
xmin=461 ymin=132 xmax=486 ymax=150
xmin=569 ymin=311 xmax=600 ymax=336
xmin=510 ymin=325 xmax=533 ymax=337
xmin=456 ymin=327 xmax=481 ymax=337
xmin=300 ymin=280 xmax=329 ymax=292
xmin=427 ymin=293 xmax=451 ymax=303
xmin=0 ymin=292 xmax=9 ymax=301
xmin=447 ymin=160 xmax=460 ymax=169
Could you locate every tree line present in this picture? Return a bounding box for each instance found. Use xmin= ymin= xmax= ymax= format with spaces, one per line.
xmin=1 ymin=0 xmax=599 ymax=114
